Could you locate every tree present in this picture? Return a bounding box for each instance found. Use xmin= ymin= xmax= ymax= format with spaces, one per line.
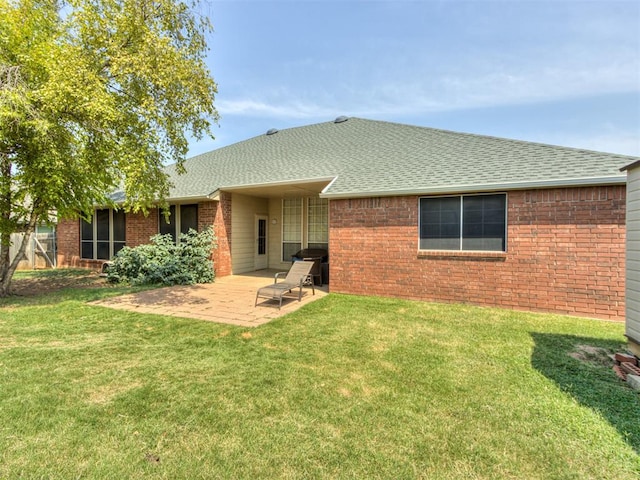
xmin=0 ymin=0 xmax=218 ymax=296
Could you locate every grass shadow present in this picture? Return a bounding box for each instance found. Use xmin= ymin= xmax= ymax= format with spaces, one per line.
xmin=530 ymin=332 xmax=640 ymax=454
xmin=0 ymin=285 xmax=154 ymax=308
xmin=1 ymin=269 xmax=158 ymax=308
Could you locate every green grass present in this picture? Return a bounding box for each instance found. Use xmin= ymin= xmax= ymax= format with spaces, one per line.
xmin=1 ymin=272 xmax=639 ymax=479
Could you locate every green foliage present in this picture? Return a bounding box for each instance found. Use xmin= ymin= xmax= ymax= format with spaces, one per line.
xmin=0 ymin=0 xmax=218 ymax=293
xmin=107 ymin=227 xmax=215 ymax=286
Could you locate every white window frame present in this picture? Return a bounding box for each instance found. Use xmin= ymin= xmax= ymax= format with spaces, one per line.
xmin=307 ymin=197 xmax=329 ymax=250
xmin=281 ymin=198 xmax=303 ymax=261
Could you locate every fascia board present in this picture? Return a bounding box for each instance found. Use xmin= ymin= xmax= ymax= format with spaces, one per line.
xmin=319 ymin=175 xmax=626 ymax=199
xmin=218 ymin=176 xmax=336 ymax=192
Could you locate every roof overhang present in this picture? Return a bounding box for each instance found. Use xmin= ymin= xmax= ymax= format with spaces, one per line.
xmin=212 ymin=177 xmax=336 ymax=199
xmin=165 ymin=195 xmax=212 ymax=203
xmin=108 ymin=192 xmax=212 ymax=205
xmin=319 ymin=175 xmax=627 ymax=199
xmin=621 ymin=160 xmax=640 ymax=172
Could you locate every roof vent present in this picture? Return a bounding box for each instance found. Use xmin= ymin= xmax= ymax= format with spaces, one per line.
xmin=266 ymin=128 xmax=279 ymax=135
xmin=334 ymin=116 xmax=349 ymax=124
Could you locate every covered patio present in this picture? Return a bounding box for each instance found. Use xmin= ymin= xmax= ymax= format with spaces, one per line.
xmin=91 ymin=270 xmax=328 ymax=327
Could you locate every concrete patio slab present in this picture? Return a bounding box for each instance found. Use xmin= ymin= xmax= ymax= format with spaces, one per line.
xmin=90 ymin=270 xmax=328 ymax=327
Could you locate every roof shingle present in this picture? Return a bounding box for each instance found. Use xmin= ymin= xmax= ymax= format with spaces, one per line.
xmin=166 ymin=117 xmax=636 ymax=200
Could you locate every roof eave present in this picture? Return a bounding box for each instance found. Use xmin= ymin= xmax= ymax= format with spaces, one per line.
xmin=219 ymin=176 xmax=337 ymax=192
xmin=621 ymin=159 xmax=640 ymax=172
xmin=164 ymin=195 xmax=213 ymax=203
xmin=320 ymin=175 xmax=627 ymax=199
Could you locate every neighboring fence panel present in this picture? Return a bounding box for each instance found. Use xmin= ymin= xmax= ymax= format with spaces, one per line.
xmin=2 ymin=231 xmax=57 ymax=269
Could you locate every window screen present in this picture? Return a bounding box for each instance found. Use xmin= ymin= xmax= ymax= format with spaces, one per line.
xmin=282 ymin=198 xmax=302 ymax=261
xmin=308 ymin=197 xmax=328 ymax=251
xmin=419 ymin=194 xmax=506 ymax=252
xmin=80 ymin=209 xmax=127 ymax=260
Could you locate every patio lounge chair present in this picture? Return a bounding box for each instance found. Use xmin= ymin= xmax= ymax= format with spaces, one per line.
xmin=255 ymin=260 xmax=315 ymax=309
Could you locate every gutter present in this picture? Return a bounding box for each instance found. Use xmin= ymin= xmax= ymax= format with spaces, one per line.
xmin=162 ymin=195 xmax=213 ymax=203
xmin=321 ymin=176 xmax=339 ymax=195
xmin=319 ymin=175 xmax=626 ymax=199
xmin=107 ymin=193 xmax=213 ymax=205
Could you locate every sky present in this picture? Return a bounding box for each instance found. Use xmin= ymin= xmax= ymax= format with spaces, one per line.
xmin=187 ymin=0 xmax=640 ymax=158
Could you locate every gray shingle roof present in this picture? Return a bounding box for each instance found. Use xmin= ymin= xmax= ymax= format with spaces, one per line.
xmin=166 ymin=117 xmax=636 ymax=200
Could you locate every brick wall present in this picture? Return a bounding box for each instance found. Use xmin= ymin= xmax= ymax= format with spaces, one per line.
xmin=211 ymin=193 xmax=232 ymax=277
xmin=56 ymin=218 xmax=90 ymax=269
xmin=329 ymin=186 xmax=626 ymax=320
xmin=127 ymin=209 xmax=159 ymax=247
xmin=56 ymin=210 xmax=160 ymax=270
xmin=56 ymin=198 xmax=233 ymax=278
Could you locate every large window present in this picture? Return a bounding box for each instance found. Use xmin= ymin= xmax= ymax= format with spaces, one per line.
xmin=307 ymin=197 xmax=328 ymax=251
xmin=281 ymin=197 xmax=329 ymax=261
xmin=282 ymin=198 xmax=302 ymax=261
xmin=159 ymin=204 xmax=198 ymax=242
xmin=81 ymin=209 xmax=126 ymax=260
xmin=419 ymin=194 xmax=506 ymax=251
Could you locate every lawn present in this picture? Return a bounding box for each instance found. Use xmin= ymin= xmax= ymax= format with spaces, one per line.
xmin=1 ymin=270 xmax=639 ymax=479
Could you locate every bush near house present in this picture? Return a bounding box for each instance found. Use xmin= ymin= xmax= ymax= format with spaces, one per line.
xmin=107 ymin=227 xmax=216 ymax=286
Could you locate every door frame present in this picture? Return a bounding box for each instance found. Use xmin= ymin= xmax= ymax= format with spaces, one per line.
xmin=254 ymin=214 xmax=268 ymax=270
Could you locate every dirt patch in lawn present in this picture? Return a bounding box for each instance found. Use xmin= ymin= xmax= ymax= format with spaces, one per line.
xmin=569 ymin=344 xmax=614 ymax=367
xmin=10 ymin=270 xmax=111 ymax=297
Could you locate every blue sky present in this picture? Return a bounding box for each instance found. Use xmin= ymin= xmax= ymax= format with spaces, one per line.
xmin=188 ymin=0 xmax=640 ymax=157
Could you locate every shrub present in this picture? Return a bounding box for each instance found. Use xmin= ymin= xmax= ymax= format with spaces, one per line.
xmin=107 ymin=227 xmax=216 ymax=286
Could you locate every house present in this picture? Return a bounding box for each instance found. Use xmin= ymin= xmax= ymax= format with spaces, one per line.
xmin=622 ymin=159 xmax=640 ymax=353
xmin=56 ymin=117 xmax=636 ymax=320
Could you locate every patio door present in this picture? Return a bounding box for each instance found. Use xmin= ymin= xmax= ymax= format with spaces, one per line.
xmin=255 ymin=215 xmax=268 ymax=270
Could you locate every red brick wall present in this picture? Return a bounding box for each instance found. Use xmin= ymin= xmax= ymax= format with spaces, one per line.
xmin=211 ymin=193 xmax=232 ymax=277
xmin=56 ymin=198 xmax=234 ymax=278
xmin=196 ymin=198 xmax=232 ymax=277
xmin=56 ymin=211 xmax=160 ymax=270
xmin=127 ymin=209 xmax=159 ymax=247
xmin=56 ymin=218 xmax=93 ymax=269
xmin=329 ymin=186 xmax=626 ymax=320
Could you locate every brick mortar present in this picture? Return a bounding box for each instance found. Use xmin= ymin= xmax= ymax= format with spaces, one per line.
xmin=329 ymin=186 xmax=626 ymax=320
xmin=56 ymin=199 xmax=233 ymax=278
xmin=56 ymin=185 xmax=626 ymax=319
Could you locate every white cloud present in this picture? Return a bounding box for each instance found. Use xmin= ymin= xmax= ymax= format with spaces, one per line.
xmin=217 ymin=49 xmax=639 ymax=121
xmin=217 ymin=98 xmax=336 ymax=119
xmin=213 ymin=3 xmax=640 ymax=122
